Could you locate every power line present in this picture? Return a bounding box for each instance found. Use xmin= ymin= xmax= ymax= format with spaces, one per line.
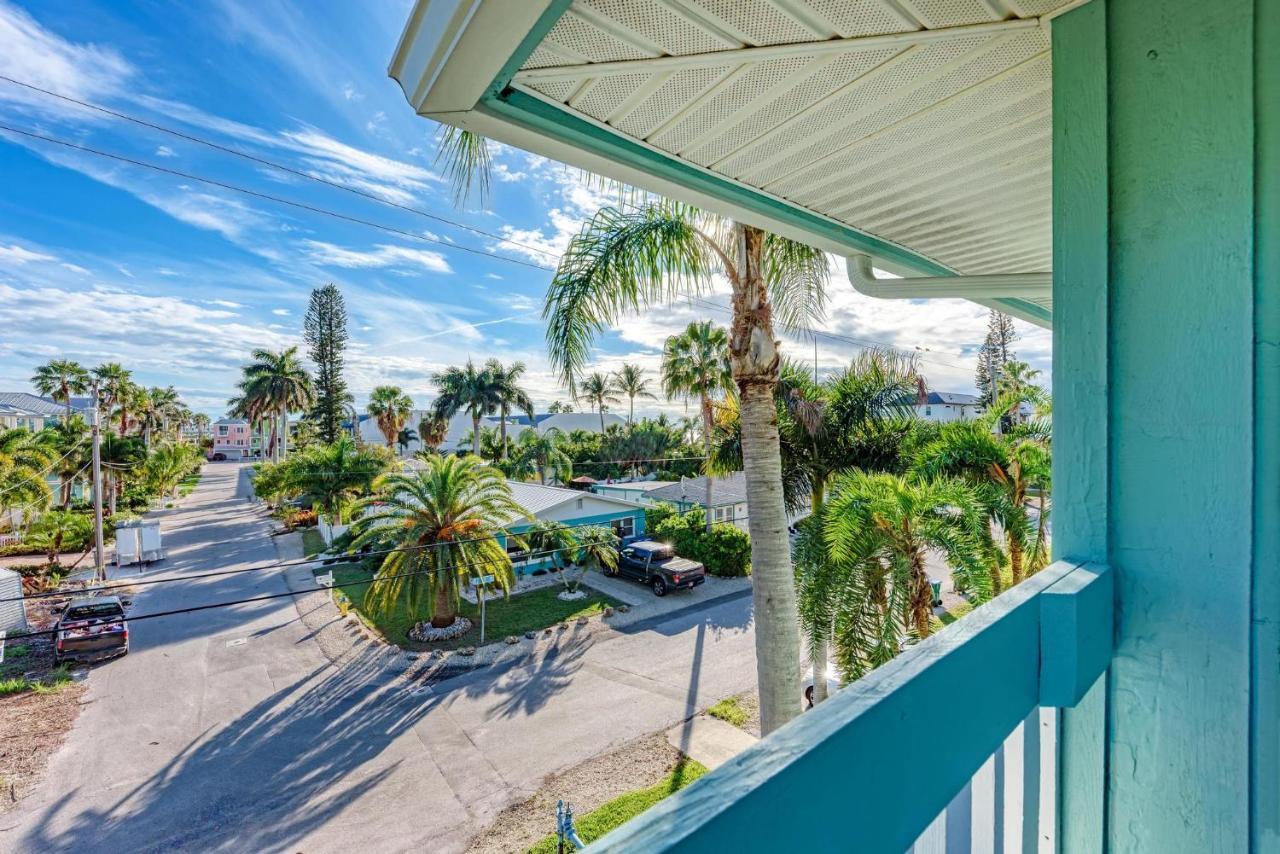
xmin=0 ymin=444 xmax=86 ymax=497
xmin=0 ymin=122 xmax=553 ymax=273
xmin=0 ymin=74 xmax=564 ymax=264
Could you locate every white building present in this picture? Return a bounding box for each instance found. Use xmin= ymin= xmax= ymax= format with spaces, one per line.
xmin=914 ymin=391 xmax=985 ymax=423
xmin=590 ymin=479 xmax=677 ymax=505
xmin=360 ymin=409 xmax=628 ymax=455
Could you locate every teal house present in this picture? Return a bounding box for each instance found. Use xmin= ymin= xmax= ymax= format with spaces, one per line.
xmin=390 ymin=0 xmax=1278 ymax=849
xmin=501 ymin=480 xmax=647 ymax=574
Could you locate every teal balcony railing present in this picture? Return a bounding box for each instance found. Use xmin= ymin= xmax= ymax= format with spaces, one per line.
xmin=591 ymin=560 xmax=1112 ymax=852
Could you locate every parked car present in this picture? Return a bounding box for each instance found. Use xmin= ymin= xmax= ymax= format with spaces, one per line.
xmin=54 ymin=596 xmax=129 ymax=664
xmin=207 ymin=451 xmax=227 ymax=461
xmin=610 ymin=540 xmax=705 ymax=596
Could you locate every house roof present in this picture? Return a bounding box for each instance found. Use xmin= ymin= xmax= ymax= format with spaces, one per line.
xmin=389 ymin=0 xmax=1064 ymax=328
xmin=0 ymin=393 xmax=69 ymax=417
xmin=594 ymin=480 xmax=676 ymax=492
xmin=647 ymin=472 xmax=748 ymax=508
xmin=213 ymin=417 xmax=249 ymax=426
xmin=503 ymin=479 xmax=644 ymax=525
xmin=924 ymin=391 xmax=982 ymax=405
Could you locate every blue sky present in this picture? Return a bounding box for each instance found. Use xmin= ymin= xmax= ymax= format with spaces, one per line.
xmin=0 ymin=0 xmax=1050 ymax=417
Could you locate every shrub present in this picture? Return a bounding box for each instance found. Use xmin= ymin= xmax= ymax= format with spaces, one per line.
xmin=283 ymin=509 xmax=318 ymax=530
xmin=644 ymin=501 xmax=679 ymax=533
xmin=653 ymin=508 xmax=750 ymax=577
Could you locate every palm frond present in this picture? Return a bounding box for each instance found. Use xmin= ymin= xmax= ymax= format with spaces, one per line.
xmin=761 ymin=233 xmax=829 ymax=334
xmin=435 ymin=126 xmax=491 ymax=207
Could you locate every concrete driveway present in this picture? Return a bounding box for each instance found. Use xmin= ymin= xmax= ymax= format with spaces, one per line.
xmin=0 ymin=463 xmax=757 ymax=853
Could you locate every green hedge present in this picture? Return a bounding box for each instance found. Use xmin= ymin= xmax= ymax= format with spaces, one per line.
xmin=652 ymin=507 xmax=751 ymax=578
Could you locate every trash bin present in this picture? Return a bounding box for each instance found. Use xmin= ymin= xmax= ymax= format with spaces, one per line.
xmin=929 ymin=579 xmax=942 ymax=607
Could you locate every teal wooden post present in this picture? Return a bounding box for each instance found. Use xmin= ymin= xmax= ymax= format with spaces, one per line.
xmin=1053 ymin=0 xmax=1274 ymax=848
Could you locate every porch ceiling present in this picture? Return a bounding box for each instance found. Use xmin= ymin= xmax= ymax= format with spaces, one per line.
xmin=392 ymin=0 xmax=1075 ymax=325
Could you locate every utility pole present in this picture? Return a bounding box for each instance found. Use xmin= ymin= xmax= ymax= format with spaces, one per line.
xmin=90 ymin=381 xmax=106 ymax=581
xmin=987 ymin=350 xmax=1002 ymax=436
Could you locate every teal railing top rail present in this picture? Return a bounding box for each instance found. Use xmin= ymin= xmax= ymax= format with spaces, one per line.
xmin=590 ymin=559 xmax=1112 ymax=852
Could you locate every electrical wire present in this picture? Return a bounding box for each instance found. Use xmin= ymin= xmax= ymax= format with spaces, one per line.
xmin=0 ymin=122 xmax=553 ymax=273
xmin=0 ymin=74 xmax=564 ymax=264
xmin=0 ymin=444 xmax=86 ymax=497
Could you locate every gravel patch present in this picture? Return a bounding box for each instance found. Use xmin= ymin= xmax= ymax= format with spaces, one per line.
xmin=466 ymin=734 xmax=686 ymax=854
xmin=0 ymin=680 xmax=87 ymax=813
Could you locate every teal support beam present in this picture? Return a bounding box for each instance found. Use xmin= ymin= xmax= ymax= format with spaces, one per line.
xmin=1049 ymin=3 xmax=1110 ymax=849
xmin=1039 ymin=563 xmax=1113 ymax=708
xmin=1252 ymin=0 xmax=1280 ymax=847
xmin=1054 ymin=0 xmax=1265 ymax=848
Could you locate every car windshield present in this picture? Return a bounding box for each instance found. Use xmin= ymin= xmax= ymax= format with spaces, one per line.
xmin=64 ymin=603 xmax=124 ymax=620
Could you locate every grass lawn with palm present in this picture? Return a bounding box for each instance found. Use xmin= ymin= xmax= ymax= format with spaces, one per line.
xmin=319 ymin=564 xmax=621 ymax=650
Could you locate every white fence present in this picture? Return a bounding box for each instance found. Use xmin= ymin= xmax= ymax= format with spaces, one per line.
xmin=317 ymin=515 xmax=349 ymax=547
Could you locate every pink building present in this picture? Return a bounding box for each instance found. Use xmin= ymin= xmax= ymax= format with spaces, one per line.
xmin=210 ymin=417 xmax=252 ymax=460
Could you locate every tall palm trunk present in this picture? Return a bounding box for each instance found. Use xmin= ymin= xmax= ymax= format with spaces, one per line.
xmin=431 ymin=567 xmax=456 ymax=628
xmin=629 ymin=395 xmax=635 ymax=424
xmin=472 ymin=413 xmax=482 ymax=457
xmin=909 ymin=545 xmax=933 ymax=639
xmin=728 ymin=222 xmax=801 ymax=735
xmin=118 ymin=406 xmax=128 ymax=438
xmin=279 ymin=411 xmax=288 ymax=460
xmin=1009 ymin=537 xmax=1024 ymax=584
xmin=598 ymin=406 xmax=605 ymax=432
xmin=499 ymin=406 xmax=509 ymax=459
xmin=809 ymin=479 xmax=829 ymax=705
xmin=700 ymin=394 xmax=714 ymax=533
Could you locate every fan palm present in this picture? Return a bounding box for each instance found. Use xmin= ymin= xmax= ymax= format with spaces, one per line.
xmin=578 ymin=372 xmax=618 ymax=432
xmin=367 ymin=385 xmax=414 ymax=451
xmin=486 ymin=359 xmax=535 ymax=459
xmin=662 ymin=321 xmax=733 ymax=532
xmin=543 ymin=202 xmax=828 ymax=734
xmin=432 ymin=360 xmax=502 ymax=457
xmin=418 ymin=414 xmax=450 ymax=451
xmin=91 ymin=363 xmax=133 ymax=427
xmin=396 ymin=427 xmax=419 ymax=455
xmin=350 ymin=455 xmax=525 ymax=628
xmin=611 ymin=363 xmax=655 ymax=423
xmin=283 ymin=436 xmax=390 ymax=523
xmin=798 ymin=472 xmax=988 ymax=682
xmin=31 ymin=359 xmax=90 ymax=420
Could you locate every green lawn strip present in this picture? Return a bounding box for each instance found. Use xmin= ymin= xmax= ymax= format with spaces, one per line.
xmin=300 ymin=528 xmax=327 ymax=558
xmin=527 ymin=758 xmax=708 ymax=854
xmin=707 ymin=696 xmax=749 ymax=728
xmin=178 ymin=471 xmax=203 ymax=496
xmin=318 ymin=564 xmax=621 ymax=650
xmin=931 ymin=598 xmax=975 ymax=631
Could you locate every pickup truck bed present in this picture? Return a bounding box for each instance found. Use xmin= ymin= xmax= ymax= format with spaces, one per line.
xmin=55 ymin=596 xmax=129 ymax=663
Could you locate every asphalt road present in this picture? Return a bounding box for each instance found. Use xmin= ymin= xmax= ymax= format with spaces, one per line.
xmin=1 ymin=463 xmax=758 ymax=853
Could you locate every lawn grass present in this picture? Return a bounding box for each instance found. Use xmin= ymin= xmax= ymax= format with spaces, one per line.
xmin=706 ymin=695 xmax=749 ymax=728
xmin=320 ymin=564 xmax=621 ymax=650
xmin=527 ymin=758 xmax=708 ymax=853
xmin=931 ymin=598 xmax=975 ymax=632
xmin=0 ymin=664 xmax=72 ymax=697
xmin=178 ymin=470 xmax=203 ymax=496
xmin=300 ymin=527 xmax=327 ymax=558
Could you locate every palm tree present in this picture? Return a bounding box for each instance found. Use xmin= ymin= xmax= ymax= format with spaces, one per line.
xmin=662 ymin=321 xmax=733 ymax=533
xmin=0 ymin=427 xmax=55 ymax=525
xmin=486 ymin=359 xmax=534 ymax=459
xmin=912 ymin=416 xmax=1052 ymax=588
xmin=98 ymin=433 xmax=145 ymax=515
xmin=238 ymin=348 xmax=315 ymax=461
xmin=432 ymin=360 xmax=502 ymax=457
xmin=418 ymin=414 xmax=449 ymax=451
xmin=797 ymin=472 xmax=988 ymax=682
xmin=611 ymin=363 xmax=655 ymax=423
xmin=514 ymin=427 xmax=572 ymax=485
xmin=367 ymin=385 xmax=414 ymax=451
xmin=544 ymin=203 xmax=829 ymax=734
xmin=350 ymin=455 xmax=525 ymax=629
xmin=283 ymin=436 xmax=390 ymax=523
xmin=396 ymin=427 xmax=419 ymax=455
xmin=31 ymin=359 xmax=90 ymax=420
xmin=138 ymin=386 xmax=183 ymax=449
xmin=192 ymin=413 xmax=211 ymax=445
xmin=579 ymin=372 xmax=619 ymax=432
xmin=48 ymin=416 xmax=89 ymax=508
xmin=91 ymin=362 xmax=133 ymax=427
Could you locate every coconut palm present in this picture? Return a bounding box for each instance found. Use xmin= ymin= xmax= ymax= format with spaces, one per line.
xmin=662 ymin=321 xmax=733 ymax=532
xmin=31 ymin=359 xmax=90 ymax=420
xmin=544 ymin=202 xmax=829 ymax=734
xmin=239 ymin=348 xmax=315 ymax=460
xmin=192 ymin=412 xmax=211 ymax=445
xmin=367 ymin=385 xmax=414 ymax=451
xmin=797 ymin=472 xmax=988 ymax=682
xmin=578 ymin=372 xmax=618 ymax=432
xmin=138 ymin=386 xmax=183 ymax=449
xmin=486 ymin=359 xmax=535 ymax=459
xmin=611 ymin=363 xmax=655 ymax=423
xmin=283 ymin=436 xmax=390 ymax=523
xmin=98 ymin=433 xmax=145 ymax=515
xmin=514 ymin=427 xmax=572 ymax=485
xmin=350 ymin=455 xmax=525 ymax=629
xmin=47 ymin=416 xmax=89 ymax=508
xmin=91 ymin=363 xmax=133 ymax=427
xmin=432 ymin=360 xmax=502 ymax=457
xmin=0 ymin=428 xmax=56 ymax=524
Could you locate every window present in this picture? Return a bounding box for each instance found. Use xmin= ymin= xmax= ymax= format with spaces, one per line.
xmin=612 ymin=517 xmax=635 ymax=538
xmin=714 ymin=506 xmax=729 ymax=522
xmin=576 ymin=498 xmax=584 ymax=510
xmin=925 ymin=406 xmax=932 ymax=416
xmin=218 ymin=425 xmax=228 ymax=436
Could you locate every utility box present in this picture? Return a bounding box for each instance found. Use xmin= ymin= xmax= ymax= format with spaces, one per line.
xmin=0 ymin=568 xmax=26 ymax=634
xmin=116 ymin=519 xmax=165 ymax=566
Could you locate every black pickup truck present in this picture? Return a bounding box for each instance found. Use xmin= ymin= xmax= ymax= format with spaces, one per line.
xmin=54 ymin=596 xmax=129 ymax=664
xmin=610 ymin=540 xmax=706 ymax=597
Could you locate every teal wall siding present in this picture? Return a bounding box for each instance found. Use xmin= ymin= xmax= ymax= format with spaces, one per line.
xmin=1054 ymin=0 xmax=1268 ymax=848
xmin=504 ymin=509 xmax=645 ymax=574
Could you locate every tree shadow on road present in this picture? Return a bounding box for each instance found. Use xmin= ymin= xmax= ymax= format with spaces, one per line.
xmin=20 ymin=652 xmax=447 ymax=853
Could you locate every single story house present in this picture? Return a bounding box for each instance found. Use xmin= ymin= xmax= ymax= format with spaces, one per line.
xmin=0 ymin=404 xmax=46 ymax=433
xmin=914 ymin=391 xmax=985 ymax=423
xmin=500 ymin=480 xmax=647 ymax=575
xmin=591 ymin=479 xmax=676 ymax=506
xmin=0 ymin=392 xmax=90 ymax=425
xmin=647 ymin=472 xmax=751 ymax=530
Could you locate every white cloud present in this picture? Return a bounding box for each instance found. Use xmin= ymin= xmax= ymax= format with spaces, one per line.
xmin=0 ymin=243 xmax=55 ymax=264
xmin=60 ymin=262 xmax=90 ymax=275
xmin=486 ymin=273 xmax=503 ymax=280
xmin=271 ymin=308 xmax=291 ymax=316
xmin=301 ymin=239 xmax=452 ymax=274
xmin=281 ymin=128 xmax=441 ymax=206
xmin=341 ymin=83 xmax=361 ymax=101
xmin=157 ymin=267 xmax=178 ymax=276
xmin=208 ymin=299 xmax=243 ymax=308
xmin=155 ymin=145 xmax=177 ymax=157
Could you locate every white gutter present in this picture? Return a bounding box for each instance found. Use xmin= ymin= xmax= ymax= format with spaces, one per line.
xmin=845 ymin=254 xmax=1051 ymax=300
